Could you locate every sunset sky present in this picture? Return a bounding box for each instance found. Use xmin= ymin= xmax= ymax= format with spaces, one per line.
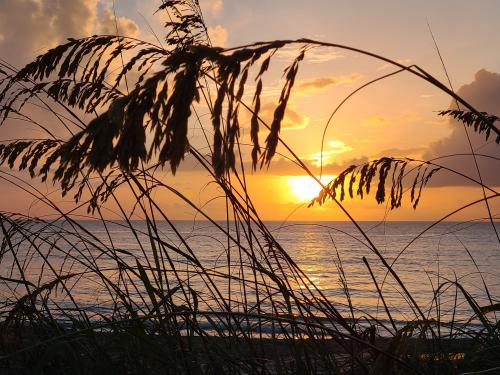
xmin=0 ymin=0 xmax=499 ymax=221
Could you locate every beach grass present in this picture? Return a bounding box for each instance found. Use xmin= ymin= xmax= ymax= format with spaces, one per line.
xmin=0 ymin=0 xmax=499 ymax=373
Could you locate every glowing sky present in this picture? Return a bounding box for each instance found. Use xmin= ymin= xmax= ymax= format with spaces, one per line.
xmin=0 ymin=0 xmax=499 ymax=221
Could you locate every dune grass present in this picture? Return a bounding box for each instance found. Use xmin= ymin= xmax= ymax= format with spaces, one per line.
xmin=0 ymin=0 xmax=499 ymax=373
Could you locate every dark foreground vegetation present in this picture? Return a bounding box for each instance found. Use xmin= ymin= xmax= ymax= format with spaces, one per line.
xmin=0 ymin=0 xmax=499 ymax=373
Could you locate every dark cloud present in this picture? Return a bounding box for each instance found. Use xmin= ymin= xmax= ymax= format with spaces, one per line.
xmin=0 ymin=0 xmax=97 ymax=65
xmin=170 ymin=148 xmax=370 ymax=178
xmin=423 ymin=69 xmax=500 ymax=187
xmin=375 ymin=147 xmax=427 ymax=159
xmin=0 ymin=0 xmax=138 ymax=66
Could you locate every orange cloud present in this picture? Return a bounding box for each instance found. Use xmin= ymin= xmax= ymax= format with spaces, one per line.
xmin=295 ymin=74 xmax=362 ymax=96
xmin=377 ymin=58 xmax=412 ymax=71
xmin=362 ymin=115 xmax=388 ymax=126
xmin=276 ymin=45 xmax=342 ymax=64
xmin=305 ymin=140 xmax=353 ymax=166
xmin=239 ymin=101 xmax=309 ymax=131
xmin=201 ymin=0 xmax=223 ymax=18
xmin=207 ymin=25 xmax=228 ymax=47
xmin=96 ymin=8 xmax=140 ymax=38
xmin=261 ymin=102 xmax=309 ymax=130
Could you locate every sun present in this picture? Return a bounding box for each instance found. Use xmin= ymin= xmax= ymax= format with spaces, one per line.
xmin=287 ymin=175 xmax=336 ymax=203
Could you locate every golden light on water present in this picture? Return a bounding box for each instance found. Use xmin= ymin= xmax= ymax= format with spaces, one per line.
xmin=287 ymin=175 xmax=336 ymax=203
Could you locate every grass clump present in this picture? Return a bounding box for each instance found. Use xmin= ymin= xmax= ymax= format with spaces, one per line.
xmin=0 ymin=0 xmax=499 ymax=373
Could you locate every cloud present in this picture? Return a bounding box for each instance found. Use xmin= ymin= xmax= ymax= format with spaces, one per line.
xmin=424 ymin=69 xmax=500 ymax=187
xmin=0 ymin=0 xmax=97 ymax=65
xmin=199 ymin=1 xmax=226 ymax=46
xmin=200 ymin=0 xmax=223 ymax=18
xmin=362 ymin=115 xmax=388 ymax=127
xmin=0 ymin=0 xmax=100 ymax=140
xmin=95 ymin=8 xmax=139 ymax=38
xmin=295 ymin=74 xmax=362 ymax=96
xmin=280 ymin=108 xmax=309 ymax=130
xmin=171 ymin=142 xmax=364 ymax=178
xmin=320 ymin=156 xmax=370 ymax=175
xmin=377 ymin=58 xmax=412 ymax=71
xmin=375 ymin=147 xmax=426 ymax=159
xmin=0 ymin=0 xmax=140 ymax=66
xmin=207 ymin=25 xmax=228 ymax=47
xmin=0 ymin=0 xmax=140 ymax=141
xmin=250 ymin=155 xmax=369 ymax=177
xmin=239 ymin=102 xmax=309 ymax=131
xmin=305 ymin=140 xmax=353 ymax=167
xmin=276 ymin=45 xmax=341 ymax=64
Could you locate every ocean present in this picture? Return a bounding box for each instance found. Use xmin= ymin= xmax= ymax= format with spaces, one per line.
xmin=2 ymin=220 xmax=499 ymax=335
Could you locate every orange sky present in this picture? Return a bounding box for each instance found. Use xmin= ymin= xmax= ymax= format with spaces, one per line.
xmin=0 ymin=0 xmax=499 ymax=222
